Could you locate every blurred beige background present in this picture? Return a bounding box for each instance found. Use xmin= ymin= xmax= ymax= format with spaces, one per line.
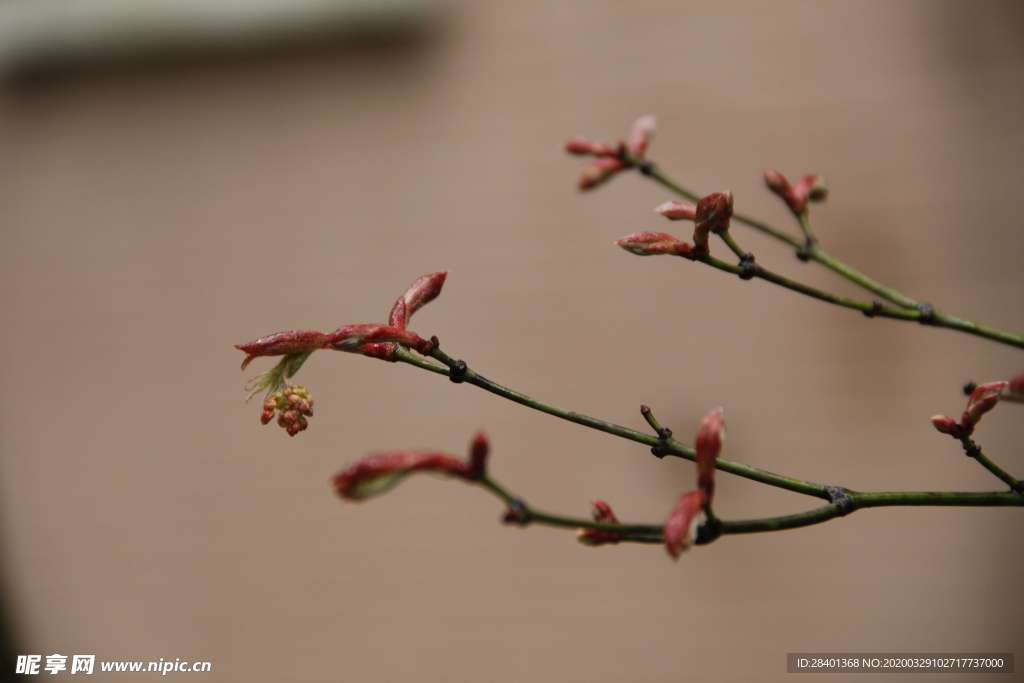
xmin=1 ymin=1 xmax=1022 ymax=681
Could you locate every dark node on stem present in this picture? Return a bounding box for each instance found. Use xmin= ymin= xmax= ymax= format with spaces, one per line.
xmin=657 ymin=427 xmax=673 ymax=440
xmin=863 ymin=300 xmax=882 ymax=318
xmin=650 ymin=446 xmax=664 ymax=458
xmin=448 ymin=359 xmax=468 ymax=384
xmin=502 ymin=499 xmax=531 ymax=526
xmin=694 ymin=517 xmax=723 ymax=545
xmin=429 ymin=335 xmax=440 ymax=349
xmin=916 ymin=303 xmax=936 ymax=325
xmin=738 ymin=253 xmax=756 ymax=280
xmin=962 ymin=381 xmax=977 ymax=396
xmin=1012 ymin=481 xmax=1024 ymax=495
xmin=963 ymin=442 xmax=981 ymax=458
xmin=795 ymin=237 xmax=816 ymax=262
xmin=825 ymin=486 xmax=853 ymax=516
xmin=637 ymin=161 xmax=653 ymax=176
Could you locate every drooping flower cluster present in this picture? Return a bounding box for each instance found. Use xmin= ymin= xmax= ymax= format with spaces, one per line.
xmin=565 ymin=115 xmax=656 ymax=190
xmin=615 ymin=191 xmax=734 ymax=259
xmin=236 ymin=271 xmax=449 ymax=434
xmin=261 ymin=385 xmax=315 ymax=436
xmin=663 ymin=408 xmax=724 ymax=558
xmin=931 ymin=381 xmax=1008 ymax=439
xmin=332 ymin=431 xmax=489 ymax=501
xmin=763 ymin=170 xmax=828 ymax=215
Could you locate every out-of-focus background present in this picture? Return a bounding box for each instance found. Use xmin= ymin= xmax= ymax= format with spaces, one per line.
xmin=0 ymin=0 xmax=1022 ymax=680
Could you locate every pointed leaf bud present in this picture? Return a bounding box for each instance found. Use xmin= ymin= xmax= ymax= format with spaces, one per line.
xmin=564 ymin=137 xmax=618 ymax=157
xmin=628 ymin=114 xmax=656 ymax=158
xmin=655 ymin=200 xmax=697 ymax=221
xmin=468 ymin=430 xmax=489 ymax=479
xmin=663 ymin=490 xmax=708 ymax=559
xmin=332 ymin=450 xmax=472 ymax=501
xmin=578 ymin=157 xmax=627 ymax=191
xmin=692 ymin=191 xmax=734 ymax=254
xmin=235 ymin=330 xmax=328 ymax=370
xmin=931 ymin=414 xmax=962 ymax=437
xmin=615 ymin=231 xmax=693 ymax=257
xmin=962 ymin=381 xmax=1008 ymax=432
xmin=401 ymin=270 xmax=449 ymax=322
xmin=695 ymin=408 xmax=725 ymax=498
xmin=576 ymin=498 xmax=622 ymax=547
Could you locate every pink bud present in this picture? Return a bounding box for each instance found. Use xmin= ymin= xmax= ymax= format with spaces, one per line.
xmin=930 ymin=414 xmax=962 ymax=437
xmin=325 ymin=324 xmax=432 ymax=354
xmin=387 ymin=297 xmax=408 ymax=330
xmin=564 ymin=137 xmax=618 ymax=157
xmin=962 ymin=381 xmax=1008 ymax=431
xmin=332 ymin=450 xmax=472 ymax=501
xmin=590 ymin=498 xmax=619 ymax=524
xmin=663 ymin=490 xmax=708 ymax=559
xmin=692 ymin=191 xmax=734 ymax=254
xmin=576 ymin=498 xmax=622 ymax=547
xmin=468 ymin=430 xmax=489 ymax=478
xmin=655 ymin=200 xmax=697 ymax=221
xmin=628 ymin=114 xmax=656 ymax=158
xmin=578 ymin=157 xmax=627 ymax=191
xmin=763 ymin=169 xmax=791 ymax=197
xmin=615 ymin=231 xmax=693 ymax=258
xmin=695 ymin=408 xmax=724 ymax=498
xmin=235 ymin=330 xmax=329 ymax=370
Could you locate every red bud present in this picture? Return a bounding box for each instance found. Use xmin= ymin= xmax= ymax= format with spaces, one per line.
xmin=578 ymin=157 xmax=627 ymax=191
xmin=663 ymin=490 xmax=708 ymax=559
xmin=615 ymin=231 xmax=693 ymax=257
xmin=332 ymin=450 xmax=472 ymax=501
xmin=695 ymin=408 xmax=725 ymax=498
xmin=930 ymin=414 xmax=962 ymax=437
xmin=468 ymin=430 xmax=489 ymax=478
xmin=1005 ymin=372 xmax=1024 ymax=402
xmin=764 ymin=170 xmax=826 ymax=214
xmin=235 ymin=330 xmax=329 ymax=370
xmin=692 ymin=191 xmax=734 ymax=254
xmin=564 ymin=137 xmax=618 ymax=157
xmin=576 ymin=498 xmax=622 ymax=547
xmin=655 ymin=200 xmax=697 ymax=221
xmin=628 ymin=114 xmax=656 ymax=158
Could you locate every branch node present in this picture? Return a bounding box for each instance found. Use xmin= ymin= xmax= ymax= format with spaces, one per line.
xmin=694 ymin=517 xmax=723 ymax=545
xmin=501 ymin=499 xmax=532 ymax=526
xmin=637 ymin=161 xmax=654 ymax=176
xmin=963 ymin=442 xmax=981 ymax=458
xmin=825 ymin=486 xmax=853 ymax=516
xmin=429 ymin=335 xmax=440 ymax=349
xmin=448 ymin=359 xmax=468 ymax=384
xmin=657 ymin=427 xmax=673 ymax=440
xmin=962 ymin=381 xmax=977 ymax=396
xmin=795 ymin=237 xmax=817 ymax=262
xmin=650 ymin=446 xmax=665 ymax=459
xmin=863 ymin=300 xmax=882 ymax=318
xmin=916 ymin=303 xmax=935 ymax=325
xmin=1012 ymin=481 xmax=1024 ymax=495
xmin=738 ymin=252 xmax=756 ymax=280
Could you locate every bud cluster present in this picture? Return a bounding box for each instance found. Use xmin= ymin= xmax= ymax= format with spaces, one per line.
xmin=663 ymin=408 xmax=724 ymax=558
xmin=615 ymin=191 xmax=733 ymax=259
xmin=763 ymin=170 xmax=828 ymax=215
xmin=576 ymin=499 xmax=622 ymax=547
xmin=261 ymin=385 xmax=315 ymax=437
xmin=931 ymin=381 xmax=1008 ymax=439
xmin=565 ymin=115 xmax=656 ymax=191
